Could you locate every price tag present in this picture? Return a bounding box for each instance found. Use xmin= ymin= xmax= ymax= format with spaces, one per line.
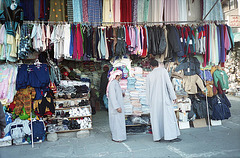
xmin=187 ymin=68 xmax=190 ymax=72
xmin=189 ymin=40 xmax=192 ymax=45
xmin=180 ymin=37 xmax=183 ymax=42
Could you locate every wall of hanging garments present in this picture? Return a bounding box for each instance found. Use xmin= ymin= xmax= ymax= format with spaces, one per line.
xmin=0 ymin=0 xmax=223 ymax=23
xmin=1 ymin=22 xmax=232 ymax=67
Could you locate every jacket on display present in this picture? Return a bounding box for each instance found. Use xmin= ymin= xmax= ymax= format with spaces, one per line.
xmin=213 ymin=69 xmax=229 ymax=90
xmin=202 ymin=81 xmax=218 ymax=97
xmin=175 ymin=56 xmax=200 ymax=76
xmin=4 ymin=118 xmax=31 ymax=144
xmin=190 ymin=96 xmax=207 ymax=119
xmin=13 ymin=86 xmax=36 ymax=115
xmin=166 ymin=25 xmax=184 ymax=59
xmin=147 ymin=26 xmax=166 ymax=55
xmin=182 ymin=74 xmax=205 ymax=94
xmin=208 ymin=95 xmax=231 ymax=120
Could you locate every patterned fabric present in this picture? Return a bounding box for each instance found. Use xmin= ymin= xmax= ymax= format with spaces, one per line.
xmin=203 ymin=0 xmax=223 ymax=20
xmin=143 ymin=0 xmax=149 ymax=22
xmin=88 ymin=0 xmax=102 ymax=24
xmin=72 ymin=0 xmax=82 ymax=22
xmin=82 ymin=0 xmax=88 ymax=22
xmin=49 ymin=0 xmax=66 ymax=21
xmin=67 ymin=0 xmax=74 ymax=22
xmin=13 ymin=86 xmax=36 ymax=115
xmin=137 ymin=0 xmax=144 ymax=22
xmin=132 ymin=0 xmax=138 ymax=22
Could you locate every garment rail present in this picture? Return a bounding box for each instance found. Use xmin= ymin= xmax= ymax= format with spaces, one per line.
xmin=23 ymin=20 xmax=228 ymax=25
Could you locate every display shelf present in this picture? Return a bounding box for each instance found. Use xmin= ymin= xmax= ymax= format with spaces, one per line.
xmin=125 ymin=113 xmax=150 ymax=117
xmin=53 ymin=115 xmax=92 ymax=119
xmin=47 ymin=128 xmax=93 ymax=134
xmin=54 ymin=97 xmax=89 ymax=101
xmin=55 ymin=105 xmax=90 ymax=110
xmin=126 ymin=124 xmax=151 ymax=127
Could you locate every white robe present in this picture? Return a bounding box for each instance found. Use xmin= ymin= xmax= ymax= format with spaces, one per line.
xmin=146 ymin=67 xmax=180 ymax=141
xmin=108 ymin=80 xmax=126 ymax=141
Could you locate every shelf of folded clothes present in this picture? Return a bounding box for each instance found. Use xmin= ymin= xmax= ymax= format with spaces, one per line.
xmin=52 ymin=115 xmax=92 ymax=119
xmin=48 ymin=128 xmax=93 ymax=133
xmin=55 ymin=105 xmax=90 ymax=110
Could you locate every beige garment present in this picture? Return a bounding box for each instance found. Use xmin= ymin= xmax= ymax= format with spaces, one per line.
xmin=49 ymin=0 xmax=66 ymax=21
xmin=112 ymin=28 xmax=118 ymax=54
xmin=103 ymin=0 xmax=114 ymax=24
xmin=183 ymin=75 xmax=205 ymax=94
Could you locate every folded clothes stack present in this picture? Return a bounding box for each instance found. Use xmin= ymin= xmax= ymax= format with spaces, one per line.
xmin=119 ymin=79 xmax=128 ymax=90
xmin=127 ymin=77 xmax=136 ymax=90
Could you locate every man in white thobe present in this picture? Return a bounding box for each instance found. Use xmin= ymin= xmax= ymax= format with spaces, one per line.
xmin=146 ymin=59 xmax=181 ymax=142
xmin=107 ymin=70 xmax=126 ymax=142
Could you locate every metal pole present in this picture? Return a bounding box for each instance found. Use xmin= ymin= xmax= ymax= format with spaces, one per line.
xmin=204 ymin=70 xmax=211 ymax=131
xmin=30 ymin=112 xmax=34 ymax=148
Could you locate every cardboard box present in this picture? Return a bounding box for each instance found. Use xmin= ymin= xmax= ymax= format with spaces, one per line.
xmin=193 ymin=118 xmax=207 ymax=128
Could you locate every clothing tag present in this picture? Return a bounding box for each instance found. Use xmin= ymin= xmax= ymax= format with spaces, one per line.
xmin=189 ymin=40 xmax=192 ymax=45
xmin=187 ymin=68 xmax=190 ymax=72
xmin=180 ymin=37 xmax=183 ymax=42
xmin=109 ymin=14 xmax=112 ymax=19
xmin=210 ymin=85 xmax=213 ymax=88
xmin=220 ymin=72 xmax=224 ymax=75
xmin=44 ymin=92 xmax=47 ymax=97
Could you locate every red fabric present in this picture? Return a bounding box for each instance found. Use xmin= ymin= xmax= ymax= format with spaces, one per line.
xmin=125 ymin=25 xmax=131 ymax=46
xmin=120 ymin=0 xmax=132 ymax=22
xmin=77 ymin=24 xmax=81 ymax=59
xmin=73 ymin=26 xmax=78 ymax=59
xmin=39 ymin=0 xmax=45 ymax=19
xmin=142 ymin=27 xmax=147 ymax=57
xmin=9 ymin=102 xmax=16 ymax=112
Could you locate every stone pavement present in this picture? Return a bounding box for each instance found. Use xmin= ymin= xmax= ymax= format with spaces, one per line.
xmin=0 ymin=95 xmax=240 ymax=158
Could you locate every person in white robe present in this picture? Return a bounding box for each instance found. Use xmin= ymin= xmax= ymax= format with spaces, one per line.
xmin=107 ymin=70 xmax=126 ymax=142
xmin=146 ymin=59 xmax=181 ymax=142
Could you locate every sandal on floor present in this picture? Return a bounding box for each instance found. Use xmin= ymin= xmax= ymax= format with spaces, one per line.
xmin=112 ymin=139 xmax=123 ymax=143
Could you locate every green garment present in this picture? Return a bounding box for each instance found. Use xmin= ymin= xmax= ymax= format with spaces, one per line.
xmin=213 ymin=70 xmax=229 ymax=90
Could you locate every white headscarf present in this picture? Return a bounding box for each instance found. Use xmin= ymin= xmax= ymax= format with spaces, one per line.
xmin=106 ymin=70 xmax=122 ymax=97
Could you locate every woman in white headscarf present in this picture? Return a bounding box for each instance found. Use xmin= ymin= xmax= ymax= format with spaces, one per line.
xmin=107 ymin=70 xmax=126 ymax=142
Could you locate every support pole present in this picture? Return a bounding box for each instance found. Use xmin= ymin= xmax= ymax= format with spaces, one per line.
xmin=204 ymin=70 xmax=211 ymax=131
xmin=30 ymin=112 xmax=34 ymax=148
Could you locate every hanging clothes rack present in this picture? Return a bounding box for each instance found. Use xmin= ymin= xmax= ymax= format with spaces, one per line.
xmin=23 ymin=20 xmax=228 ymax=25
